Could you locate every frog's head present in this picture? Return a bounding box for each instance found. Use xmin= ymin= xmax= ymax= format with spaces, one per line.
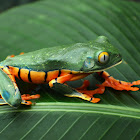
xmin=81 ymin=36 xmax=122 ymax=72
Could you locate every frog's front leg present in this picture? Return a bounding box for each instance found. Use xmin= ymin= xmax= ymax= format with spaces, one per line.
xmin=71 ymin=70 xmax=140 ymax=101
xmin=97 ymin=71 xmax=140 ymax=91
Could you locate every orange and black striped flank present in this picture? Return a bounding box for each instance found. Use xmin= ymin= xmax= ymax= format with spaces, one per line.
xmin=3 ymin=66 xmax=84 ymax=84
xmin=28 ymin=71 xmax=32 ymax=82
xmin=18 ymin=68 xmax=22 ymax=80
xmin=44 ymin=72 xmax=48 ymax=82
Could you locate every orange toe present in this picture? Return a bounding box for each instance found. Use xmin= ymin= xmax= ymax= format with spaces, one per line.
xmin=90 ymin=97 xmax=101 ymax=103
xmin=22 ymin=100 xmax=32 ymax=105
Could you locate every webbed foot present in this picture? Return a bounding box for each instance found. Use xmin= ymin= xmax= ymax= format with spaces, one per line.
xmin=65 ymin=92 xmax=101 ymax=103
xmin=21 ymin=94 xmax=40 ymax=105
xmin=52 ymin=82 xmax=101 ymax=103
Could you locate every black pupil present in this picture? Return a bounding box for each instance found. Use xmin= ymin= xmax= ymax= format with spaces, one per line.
xmin=104 ymin=55 xmax=106 ymax=61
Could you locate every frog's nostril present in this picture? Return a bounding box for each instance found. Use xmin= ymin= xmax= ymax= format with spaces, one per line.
xmin=116 ymin=54 xmax=121 ymax=58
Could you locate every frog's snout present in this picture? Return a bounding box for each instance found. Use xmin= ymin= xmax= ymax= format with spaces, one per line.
xmin=115 ymin=53 xmax=122 ymax=62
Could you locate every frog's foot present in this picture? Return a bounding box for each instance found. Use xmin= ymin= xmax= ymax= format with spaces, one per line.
xmin=65 ymin=91 xmax=101 ymax=103
xmin=75 ymin=79 xmax=105 ymax=97
xmin=77 ymin=85 xmax=105 ymax=96
xmin=21 ymin=94 xmax=40 ymax=105
xmin=97 ymin=71 xmax=140 ymax=91
xmin=49 ymin=74 xmax=103 ymax=103
xmin=67 ymin=81 xmax=103 ymax=103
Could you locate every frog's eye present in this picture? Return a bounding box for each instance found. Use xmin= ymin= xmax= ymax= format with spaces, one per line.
xmin=84 ymin=57 xmax=94 ymax=68
xmin=98 ymin=52 xmax=109 ymax=64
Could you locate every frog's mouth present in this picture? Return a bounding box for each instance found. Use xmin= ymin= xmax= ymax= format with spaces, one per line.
xmin=95 ymin=60 xmax=122 ymax=72
xmin=80 ymin=60 xmax=122 ymax=73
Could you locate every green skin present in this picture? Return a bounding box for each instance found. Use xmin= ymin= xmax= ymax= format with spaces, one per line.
xmin=0 ymin=36 xmax=122 ymax=72
xmin=0 ymin=36 xmax=122 ymax=108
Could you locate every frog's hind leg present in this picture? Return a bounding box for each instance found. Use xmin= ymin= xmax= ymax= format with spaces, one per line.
xmin=1 ymin=66 xmax=40 ymax=106
xmin=0 ymin=67 xmax=21 ymax=107
xmin=49 ymin=74 xmax=101 ymax=103
xmin=52 ymin=82 xmax=101 ymax=103
xmin=97 ymin=71 xmax=140 ymax=91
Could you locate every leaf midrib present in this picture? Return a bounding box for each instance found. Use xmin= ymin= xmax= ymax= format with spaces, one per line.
xmin=0 ymin=103 xmax=140 ymax=119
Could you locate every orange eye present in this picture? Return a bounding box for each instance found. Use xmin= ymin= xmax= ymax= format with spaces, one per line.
xmin=98 ymin=52 xmax=109 ymax=64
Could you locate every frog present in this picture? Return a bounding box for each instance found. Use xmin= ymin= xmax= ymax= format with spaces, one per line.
xmin=0 ymin=36 xmax=140 ymax=108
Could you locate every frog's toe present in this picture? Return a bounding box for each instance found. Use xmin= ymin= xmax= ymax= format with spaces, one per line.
xmin=77 ymin=86 xmax=105 ymax=97
xmin=100 ymin=77 xmax=140 ymax=91
xmin=81 ymin=93 xmax=101 ymax=103
xmin=21 ymin=100 xmax=32 ymax=105
xmin=90 ymin=97 xmax=101 ymax=103
xmin=21 ymin=94 xmax=40 ymax=100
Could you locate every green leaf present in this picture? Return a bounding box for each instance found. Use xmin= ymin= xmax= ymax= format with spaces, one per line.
xmin=0 ymin=0 xmax=140 ymax=139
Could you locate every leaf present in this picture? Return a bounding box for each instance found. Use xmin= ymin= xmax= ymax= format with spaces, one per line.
xmin=0 ymin=0 xmax=140 ymax=139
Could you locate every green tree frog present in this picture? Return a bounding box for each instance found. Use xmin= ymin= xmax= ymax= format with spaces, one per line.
xmin=0 ymin=36 xmax=140 ymax=108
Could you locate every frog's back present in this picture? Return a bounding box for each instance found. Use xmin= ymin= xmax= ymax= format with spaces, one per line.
xmin=0 ymin=43 xmax=93 ymax=84
xmin=0 ymin=42 xmax=92 ymax=72
xmin=0 ymin=36 xmax=122 ymax=84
